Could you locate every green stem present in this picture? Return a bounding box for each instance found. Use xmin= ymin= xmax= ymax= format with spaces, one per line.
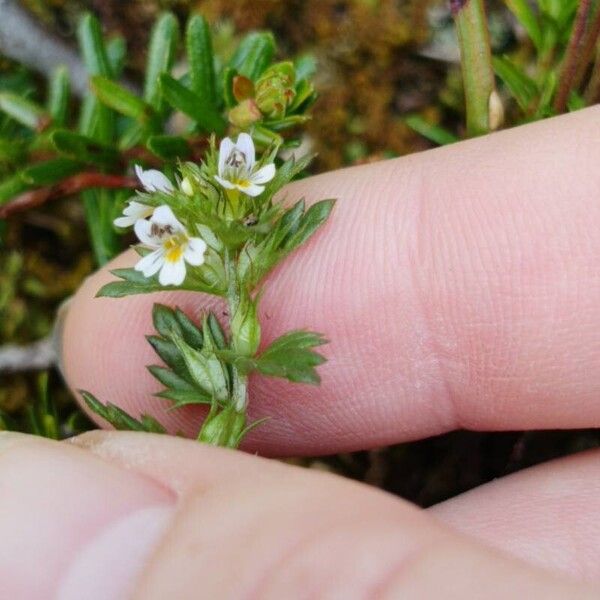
xmin=225 ymin=250 xmax=249 ymax=415
xmin=451 ymin=0 xmax=496 ymax=137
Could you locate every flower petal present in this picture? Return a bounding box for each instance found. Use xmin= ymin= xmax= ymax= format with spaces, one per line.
xmin=134 ymin=218 xmax=157 ymax=246
xmin=235 ymin=133 xmax=255 ymax=169
xmin=152 ymin=205 xmax=185 ymax=232
xmin=135 ymin=166 xmax=174 ymax=193
xmin=159 ymin=258 xmax=186 ymax=286
xmin=184 ymin=237 xmax=207 ymax=266
xmin=238 ymin=182 xmax=264 ymax=197
xmin=214 ymin=175 xmax=236 ymax=190
xmin=114 ymin=214 xmax=136 ymax=228
xmin=218 ymin=137 xmax=235 ymax=176
xmin=134 ymin=248 xmax=164 ymax=278
xmin=251 ymin=163 xmax=276 ymax=185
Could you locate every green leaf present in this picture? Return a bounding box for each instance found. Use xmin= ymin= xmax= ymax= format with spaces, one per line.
xmin=205 ymin=313 xmax=226 ymax=350
xmin=47 ymin=66 xmax=70 ymax=126
xmin=20 ymin=158 xmax=83 ymax=185
xmin=147 ymin=335 xmax=191 ymax=381
xmin=106 ymin=36 xmax=127 ymax=77
xmin=159 ymin=389 xmax=213 ymax=407
xmin=256 ymin=330 xmax=327 ymax=384
xmin=171 ymin=331 xmax=230 ymax=401
xmin=221 ymin=66 xmax=238 ymax=108
xmin=229 ymin=31 xmax=276 ymax=80
xmin=0 ymin=92 xmax=48 ymax=130
xmin=404 ymin=114 xmax=458 ymax=146
xmin=492 ymin=56 xmax=538 ymax=111
xmin=159 ymin=73 xmax=226 ymax=134
xmin=0 ymin=174 xmax=29 ymax=204
xmin=91 ymin=76 xmax=154 ymax=122
xmin=282 ymin=199 xmax=335 ymax=252
xmin=504 ymin=0 xmax=543 ymax=50
xmin=146 ymin=134 xmax=191 ymax=160
xmin=52 ymin=130 xmax=118 ymax=166
xmin=82 ymin=188 xmax=121 ymax=266
xmin=77 ymin=13 xmax=113 ymax=78
xmin=145 ymin=12 xmax=180 ymax=109
xmin=147 ymin=365 xmax=196 ymax=392
xmin=81 ymin=390 xmax=166 ymax=433
xmin=175 ymin=308 xmax=205 ymax=348
xmin=0 ymin=139 xmax=26 ymax=164
xmin=186 ymin=14 xmax=217 ymax=107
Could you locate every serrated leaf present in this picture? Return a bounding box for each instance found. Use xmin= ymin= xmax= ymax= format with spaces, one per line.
xmin=159 ymin=74 xmax=226 ymax=135
xmin=175 ymin=308 xmax=205 ymax=348
xmin=256 ymin=330 xmax=327 ymax=384
xmin=145 ymin=12 xmax=180 ymax=109
xmin=147 ymin=335 xmax=190 ymax=381
xmin=81 ymin=390 xmax=166 ymax=433
xmin=97 ymin=268 xmax=200 ymax=298
xmin=229 ymin=31 xmax=275 ymax=80
xmin=282 ymin=199 xmax=335 ymax=252
xmin=147 ymin=365 xmax=196 ymax=392
xmin=171 ymin=332 xmax=230 ymax=401
xmin=159 ymin=388 xmax=213 ymax=407
xmin=206 ymin=312 xmax=227 ymax=350
xmin=186 ymin=14 xmax=217 ymax=107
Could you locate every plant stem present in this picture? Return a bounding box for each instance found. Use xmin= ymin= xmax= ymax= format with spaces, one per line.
xmin=554 ymin=0 xmax=594 ymax=113
xmin=573 ymin=3 xmax=600 ymax=91
xmin=225 ymin=250 xmax=249 ymax=414
xmin=585 ymin=43 xmax=600 ymax=103
xmin=451 ymin=0 xmax=496 ymax=137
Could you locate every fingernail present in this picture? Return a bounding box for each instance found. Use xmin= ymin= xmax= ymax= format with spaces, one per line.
xmin=0 ymin=434 xmax=175 ymax=599
xmin=52 ymin=296 xmax=72 ymax=378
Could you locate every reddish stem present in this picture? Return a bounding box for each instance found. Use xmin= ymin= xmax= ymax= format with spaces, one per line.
xmin=0 ymin=172 xmax=137 ymax=218
xmin=554 ymin=0 xmax=594 ymax=112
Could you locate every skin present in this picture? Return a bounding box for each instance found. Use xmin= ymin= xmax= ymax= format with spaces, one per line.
xmin=2 ymin=107 xmax=600 ymax=597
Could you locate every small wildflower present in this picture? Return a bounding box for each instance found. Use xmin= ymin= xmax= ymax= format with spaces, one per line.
xmin=214 ymin=133 xmax=276 ymax=197
xmin=114 ymin=166 xmax=175 ymax=228
xmin=113 ymin=200 xmax=154 ymax=228
xmin=134 ymin=205 xmax=207 ymax=286
xmin=134 ymin=165 xmax=175 ymax=193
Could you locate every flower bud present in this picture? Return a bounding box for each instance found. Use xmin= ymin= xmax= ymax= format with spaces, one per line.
xmin=228 ymin=98 xmax=262 ymax=129
xmin=255 ymin=61 xmax=296 ymax=119
xmin=199 ymin=407 xmax=246 ymax=448
xmin=231 ymin=295 xmax=261 ymax=357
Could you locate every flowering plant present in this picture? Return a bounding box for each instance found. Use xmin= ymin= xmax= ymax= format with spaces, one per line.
xmin=82 ymin=133 xmax=334 ymax=448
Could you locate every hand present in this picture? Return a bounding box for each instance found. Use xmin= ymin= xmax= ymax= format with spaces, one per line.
xmin=3 ymin=107 xmax=600 ymax=598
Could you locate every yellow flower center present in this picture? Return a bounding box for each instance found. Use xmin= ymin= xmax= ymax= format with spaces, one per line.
xmin=163 ymin=235 xmax=187 ymax=263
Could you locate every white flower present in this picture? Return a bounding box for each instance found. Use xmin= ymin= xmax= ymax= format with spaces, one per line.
xmin=113 ymin=200 xmax=154 ymax=228
xmin=134 ymin=165 xmax=175 ymax=193
xmin=114 ymin=166 xmax=175 ymax=228
xmin=214 ymin=133 xmax=276 ymax=197
xmin=134 ymin=205 xmax=207 ymax=286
